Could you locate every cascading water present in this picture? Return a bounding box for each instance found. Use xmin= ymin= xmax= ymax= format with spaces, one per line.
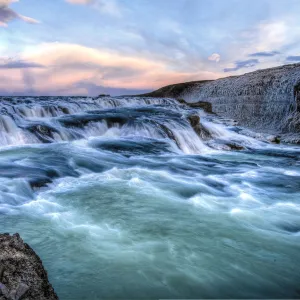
xmin=0 ymin=96 xmax=182 ymax=147
xmin=1 ymin=95 xmax=300 ymax=299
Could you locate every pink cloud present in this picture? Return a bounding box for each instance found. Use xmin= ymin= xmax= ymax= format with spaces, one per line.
xmin=1 ymin=42 xmax=222 ymax=95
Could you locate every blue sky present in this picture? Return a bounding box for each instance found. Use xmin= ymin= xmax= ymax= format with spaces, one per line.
xmin=0 ymin=0 xmax=300 ymax=96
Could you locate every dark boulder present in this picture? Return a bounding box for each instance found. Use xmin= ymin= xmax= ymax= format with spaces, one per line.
xmin=187 ymin=115 xmax=211 ymax=140
xmin=225 ymin=143 xmax=245 ymax=151
xmin=58 ymin=106 xmax=70 ymax=115
xmin=0 ymin=233 xmax=58 ymax=300
xmin=95 ymin=94 xmax=110 ymax=99
xmin=176 ymin=98 xmax=186 ymax=105
xmin=268 ymin=136 xmax=281 ymax=144
xmin=188 ymin=115 xmax=200 ymax=127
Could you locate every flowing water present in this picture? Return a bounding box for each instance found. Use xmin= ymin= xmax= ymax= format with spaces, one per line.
xmin=0 ymin=96 xmax=300 ymax=299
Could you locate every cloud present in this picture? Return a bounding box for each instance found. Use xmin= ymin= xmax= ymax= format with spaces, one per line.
xmin=0 ymin=42 xmax=221 ymax=96
xmin=19 ymin=15 xmax=39 ymax=24
xmin=224 ymin=59 xmax=259 ymax=72
xmin=0 ymin=0 xmax=39 ymax=26
xmin=65 ymin=0 xmax=121 ymax=16
xmin=248 ymin=51 xmax=280 ymax=57
xmin=208 ymin=53 xmax=221 ymax=62
xmin=0 ymin=0 xmax=18 ymax=5
xmin=221 ymin=18 xmax=300 ymax=75
xmin=286 ymin=55 xmax=300 ymax=62
xmin=0 ymin=4 xmax=18 ymax=25
xmin=0 ymin=59 xmax=45 ymax=68
xmin=241 ymin=22 xmax=288 ymax=53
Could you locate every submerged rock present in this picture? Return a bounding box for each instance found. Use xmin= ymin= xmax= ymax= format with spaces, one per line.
xmin=94 ymin=94 xmax=110 ymax=99
xmin=187 ymin=115 xmax=211 ymax=140
xmin=267 ymin=135 xmax=281 ymax=144
xmin=225 ymin=143 xmax=245 ymax=151
xmin=188 ymin=115 xmax=200 ymax=128
xmin=207 ymin=140 xmax=246 ymax=151
xmin=26 ymin=124 xmax=57 ymax=143
xmin=0 ymin=233 xmax=58 ymax=300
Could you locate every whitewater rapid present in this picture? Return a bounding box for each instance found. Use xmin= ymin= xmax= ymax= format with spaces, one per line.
xmin=0 ymin=96 xmax=300 ymax=299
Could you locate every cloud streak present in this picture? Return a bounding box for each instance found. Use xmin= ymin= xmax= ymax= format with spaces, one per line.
xmin=248 ymin=51 xmax=280 ymax=57
xmin=0 ymin=60 xmax=45 ymax=68
xmin=286 ymin=55 xmax=300 ymax=62
xmin=224 ymin=59 xmax=259 ymax=72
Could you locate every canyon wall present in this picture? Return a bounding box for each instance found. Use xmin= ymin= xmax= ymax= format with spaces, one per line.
xmin=141 ymin=63 xmax=300 ymax=138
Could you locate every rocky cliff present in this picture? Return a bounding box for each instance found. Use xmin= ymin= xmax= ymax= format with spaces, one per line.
xmin=141 ymin=63 xmax=300 ymax=141
xmin=0 ymin=233 xmax=58 ymax=300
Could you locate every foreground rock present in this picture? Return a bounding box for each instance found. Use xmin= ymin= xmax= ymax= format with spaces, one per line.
xmin=0 ymin=233 xmax=58 ymax=300
xmin=140 ymin=63 xmax=300 ymax=140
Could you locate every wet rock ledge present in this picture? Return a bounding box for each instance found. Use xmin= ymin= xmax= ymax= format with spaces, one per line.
xmin=0 ymin=233 xmax=58 ymax=300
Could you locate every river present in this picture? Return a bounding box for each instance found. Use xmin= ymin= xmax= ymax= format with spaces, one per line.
xmin=0 ymin=96 xmax=300 ymax=299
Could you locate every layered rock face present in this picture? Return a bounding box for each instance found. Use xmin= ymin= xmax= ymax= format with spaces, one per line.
xmin=142 ymin=63 xmax=300 ymax=138
xmin=0 ymin=233 xmax=58 ymax=300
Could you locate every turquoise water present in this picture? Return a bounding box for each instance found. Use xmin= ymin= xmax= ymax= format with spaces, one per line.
xmin=0 ymin=96 xmax=300 ymax=299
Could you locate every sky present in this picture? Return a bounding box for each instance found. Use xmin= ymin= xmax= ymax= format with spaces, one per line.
xmin=0 ymin=0 xmax=300 ymax=96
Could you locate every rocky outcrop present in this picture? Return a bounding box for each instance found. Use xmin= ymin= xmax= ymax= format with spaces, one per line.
xmin=0 ymin=233 xmax=58 ymax=300
xmin=141 ymin=63 xmax=300 ymax=138
xmin=177 ymin=99 xmax=213 ymax=114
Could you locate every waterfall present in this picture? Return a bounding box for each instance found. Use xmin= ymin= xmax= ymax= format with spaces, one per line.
xmin=0 ymin=96 xmax=210 ymax=154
